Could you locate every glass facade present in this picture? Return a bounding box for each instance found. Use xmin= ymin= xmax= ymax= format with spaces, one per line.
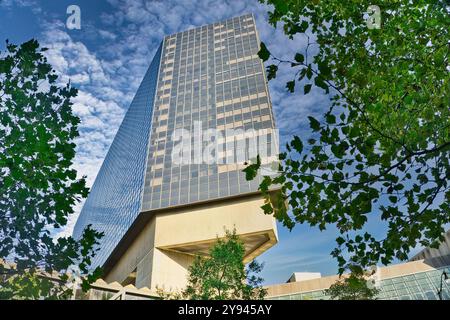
xmin=73 ymin=14 xmax=278 ymax=268
xmin=268 ymin=267 xmax=450 ymax=300
xmin=73 ymin=44 xmax=162 ymax=266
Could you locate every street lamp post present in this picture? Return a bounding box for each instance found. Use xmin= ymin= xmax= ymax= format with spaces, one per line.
xmin=437 ymin=270 xmax=449 ymax=300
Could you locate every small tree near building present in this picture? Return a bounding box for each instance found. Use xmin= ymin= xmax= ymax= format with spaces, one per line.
xmin=158 ymin=229 xmax=267 ymax=300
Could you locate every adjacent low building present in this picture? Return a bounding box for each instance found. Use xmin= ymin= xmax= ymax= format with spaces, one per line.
xmin=72 ymin=13 xmax=280 ymax=292
xmin=266 ymin=230 xmax=450 ymax=300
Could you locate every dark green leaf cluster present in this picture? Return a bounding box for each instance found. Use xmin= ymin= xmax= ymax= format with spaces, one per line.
xmin=0 ymin=39 xmax=103 ymax=299
xmin=251 ymin=0 xmax=450 ymax=274
xmin=181 ymin=229 xmax=267 ymax=300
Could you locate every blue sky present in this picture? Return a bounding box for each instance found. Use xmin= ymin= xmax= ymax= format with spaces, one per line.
xmin=0 ymin=0 xmax=420 ymax=285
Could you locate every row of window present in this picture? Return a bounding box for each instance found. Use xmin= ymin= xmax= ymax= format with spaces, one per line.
xmin=141 ymin=15 xmax=274 ymax=211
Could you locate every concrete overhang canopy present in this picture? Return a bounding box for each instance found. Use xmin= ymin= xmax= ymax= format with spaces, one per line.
xmin=102 ymin=191 xmax=279 ymax=276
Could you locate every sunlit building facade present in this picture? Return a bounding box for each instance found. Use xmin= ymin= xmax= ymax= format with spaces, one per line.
xmin=73 ymin=14 xmax=279 ymax=290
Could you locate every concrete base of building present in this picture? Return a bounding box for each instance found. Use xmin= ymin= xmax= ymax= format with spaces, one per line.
xmin=102 ymin=192 xmax=278 ymax=292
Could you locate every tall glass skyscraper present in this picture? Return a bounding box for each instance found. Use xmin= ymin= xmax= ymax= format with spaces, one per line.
xmin=73 ymin=14 xmax=278 ymax=274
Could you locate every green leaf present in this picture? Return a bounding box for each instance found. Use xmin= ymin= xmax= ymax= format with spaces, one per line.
xmin=291 ymin=136 xmax=303 ymax=153
xmin=258 ymin=42 xmax=271 ymax=62
xmin=306 ymin=67 xmax=313 ymax=79
xmin=294 ymin=53 xmax=304 ymax=63
xmin=389 ymin=196 xmax=398 ymax=203
xmin=273 ymin=0 xmax=289 ymax=14
xmin=314 ymin=76 xmax=329 ymax=93
xmin=318 ymin=60 xmax=331 ymax=78
xmin=336 ymin=237 xmax=345 ymax=246
xmin=243 ymin=155 xmax=261 ymax=181
xmin=326 ymin=114 xmax=336 ymax=124
xmin=266 ymin=64 xmax=278 ymax=80
xmin=299 ymin=20 xmax=309 ymax=32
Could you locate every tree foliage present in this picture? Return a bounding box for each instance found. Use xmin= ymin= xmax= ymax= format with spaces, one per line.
xmin=159 ymin=229 xmax=267 ymax=300
xmin=324 ymin=272 xmax=380 ymax=300
xmin=0 ymin=39 xmax=103 ymax=299
xmin=248 ymin=1 xmax=450 ymax=274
